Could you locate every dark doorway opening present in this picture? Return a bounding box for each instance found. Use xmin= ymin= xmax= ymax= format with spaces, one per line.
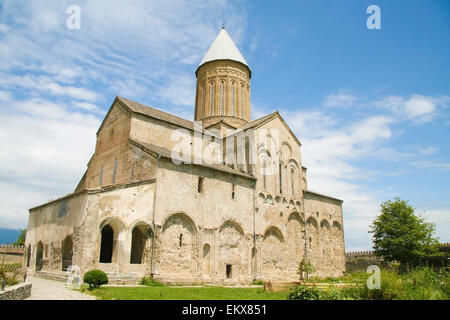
xmin=36 ymin=242 xmax=43 ymax=271
xmin=226 ymin=264 xmax=232 ymax=279
xmin=130 ymin=226 xmax=150 ymax=264
xmin=62 ymin=235 xmax=73 ymax=271
xmin=99 ymin=225 xmax=114 ymax=263
xmin=26 ymin=245 xmax=31 ymax=267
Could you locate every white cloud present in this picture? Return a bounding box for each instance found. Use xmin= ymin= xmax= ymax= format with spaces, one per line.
xmin=0 ymin=0 xmax=246 ymax=107
xmin=411 ymin=160 xmax=450 ymax=172
xmin=279 ymin=91 xmax=448 ymax=250
xmin=323 ymin=91 xmax=360 ymax=108
xmin=273 ymin=107 xmax=397 ymax=250
xmin=0 ymin=23 xmax=10 ymax=33
xmin=0 ymin=96 xmax=101 ymax=229
xmin=322 ymin=90 xmax=450 ymax=125
xmin=420 ymin=146 xmax=438 ymax=156
xmin=370 ymin=94 xmax=450 ymax=123
xmin=0 ymin=90 xmax=12 ymax=101
xmin=0 ymin=73 xmax=101 ymax=102
xmin=0 ymin=0 xmax=246 ymax=230
xmin=155 ymin=72 xmax=196 ymax=107
xmin=0 ymin=1 xmax=447 ymax=252
xmin=72 ymin=101 xmax=105 ymax=114
xmin=419 ymin=208 xmax=450 ymax=243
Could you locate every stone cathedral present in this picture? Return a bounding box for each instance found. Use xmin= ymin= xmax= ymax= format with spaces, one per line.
xmin=24 ymin=28 xmax=346 ymax=284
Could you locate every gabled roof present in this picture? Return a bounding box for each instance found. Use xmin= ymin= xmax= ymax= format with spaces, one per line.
xmin=198 ymin=28 xmax=250 ymax=74
xmin=234 ymin=112 xmax=278 ymax=132
xmin=225 ymin=111 xmax=302 ymax=147
xmin=128 ymin=138 xmax=256 ymax=180
xmin=97 ymin=97 xmax=301 ymax=147
xmin=204 ymin=119 xmax=238 ymax=131
xmin=304 ymin=190 xmax=343 ymax=203
xmin=96 ymin=96 xmax=196 ymax=135
xmin=118 ymin=97 xmax=195 ymax=130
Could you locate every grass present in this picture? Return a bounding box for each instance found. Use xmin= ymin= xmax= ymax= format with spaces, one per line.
xmin=308 ymin=271 xmax=374 ymax=284
xmin=79 ymin=266 xmax=449 ymax=300
xmin=292 ymin=266 xmax=450 ymax=300
xmin=83 ymin=286 xmax=288 ymax=300
xmin=140 ymin=277 xmax=165 ymax=287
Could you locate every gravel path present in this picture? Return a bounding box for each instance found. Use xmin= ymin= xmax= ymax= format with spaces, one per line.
xmin=26 ymin=276 xmax=96 ymax=300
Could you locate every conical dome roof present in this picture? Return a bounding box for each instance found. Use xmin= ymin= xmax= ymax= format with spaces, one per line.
xmin=198 ymin=28 xmax=249 ymax=69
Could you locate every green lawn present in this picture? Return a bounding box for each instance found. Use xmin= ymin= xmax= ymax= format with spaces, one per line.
xmin=80 ymin=266 xmax=449 ymax=300
xmin=84 ymin=286 xmax=288 ymax=300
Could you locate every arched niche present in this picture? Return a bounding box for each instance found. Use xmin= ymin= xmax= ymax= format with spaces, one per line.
xmin=160 ymin=212 xmax=197 ymax=275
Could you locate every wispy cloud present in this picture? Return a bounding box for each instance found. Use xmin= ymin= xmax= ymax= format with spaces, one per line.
xmin=0 ymin=0 xmax=247 ymax=105
xmin=418 ymin=208 xmax=450 ymax=244
xmin=275 ymin=91 xmax=450 ymax=250
xmin=0 ymin=95 xmax=101 ymax=229
xmin=0 ymin=0 xmax=247 ymax=229
xmin=369 ymin=94 xmax=449 ymax=123
xmin=323 ymin=91 xmax=360 ymax=108
xmin=322 ymin=89 xmax=450 ymax=125
xmin=411 ymin=160 xmax=450 ymax=172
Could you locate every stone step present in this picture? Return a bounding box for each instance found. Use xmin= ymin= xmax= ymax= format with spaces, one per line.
xmin=35 ymin=270 xmax=144 ymax=285
xmin=36 ymin=271 xmax=69 ymax=282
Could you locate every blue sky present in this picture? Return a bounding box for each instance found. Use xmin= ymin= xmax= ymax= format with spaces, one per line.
xmin=0 ymin=0 xmax=448 ymax=250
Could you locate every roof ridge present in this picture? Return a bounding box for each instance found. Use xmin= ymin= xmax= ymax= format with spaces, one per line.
xmin=304 ymin=189 xmax=343 ymax=202
xmin=225 ymin=111 xmax=278 ymax=136
xmin=117 ymin=96 xmax=194 ymax=125
xmin=128 ymin=138 xmax=256 ymax=180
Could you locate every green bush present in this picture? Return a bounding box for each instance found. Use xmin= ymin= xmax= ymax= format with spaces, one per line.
xmin=357 ymin=266 xmax=449 ymax=300
xmin=286 ymin=267 xmax=449 ymax=300
xmin=252 ymin=279 xmax=263 ymax=285
xmin=140 ymin=277 xmax=165 ymax=287
xmin=83 ymin=270 xmax=108 ymax=289
xmin=321 ymin=286 xmax=360 ymax=300
xmin=287 ymin=285 xmax=323 ymax=300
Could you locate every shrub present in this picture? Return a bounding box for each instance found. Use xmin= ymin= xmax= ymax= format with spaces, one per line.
xmin=140 ymin=277 xmax=165 ymax=287
xmin=83 ymin=270 xmax=108 ymax=290
xmin=287 ymin=285 xmax=323 ymax=300
xmin=252 ymin=279 xmax=263 ymax=285
xmin=357 ymin=266 xmax=449 ymax=300
xmin=321 ymin=286 xmax=358 ymax=300
xmin=287 ymin=266 xmax=449 ymax=300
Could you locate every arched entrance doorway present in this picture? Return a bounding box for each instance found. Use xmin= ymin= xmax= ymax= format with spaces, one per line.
xmin=130 ymin=224 xmax=152 ymax=264
xmin=26 ymin=244 xmax=31 ymax=267
xmin=99 ymin=225 xmax=114 ymax=263
xmin=35 ymin=241 xmax=44 ymax=271
xmin=62 ymin=235 xmax=73 ymax=271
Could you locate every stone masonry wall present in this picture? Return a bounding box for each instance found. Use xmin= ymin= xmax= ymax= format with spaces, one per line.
xmin=0 ymin=282 xmax=31 ymax=300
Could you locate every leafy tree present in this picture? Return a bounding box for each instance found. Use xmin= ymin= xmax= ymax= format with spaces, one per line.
xmin=13 ymin=229 xmax=26 ymax=246
xmin=297 ymin=258 xmax=316 ymax=281
xmin=369 ymin=198 xmax=440 ymax=270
